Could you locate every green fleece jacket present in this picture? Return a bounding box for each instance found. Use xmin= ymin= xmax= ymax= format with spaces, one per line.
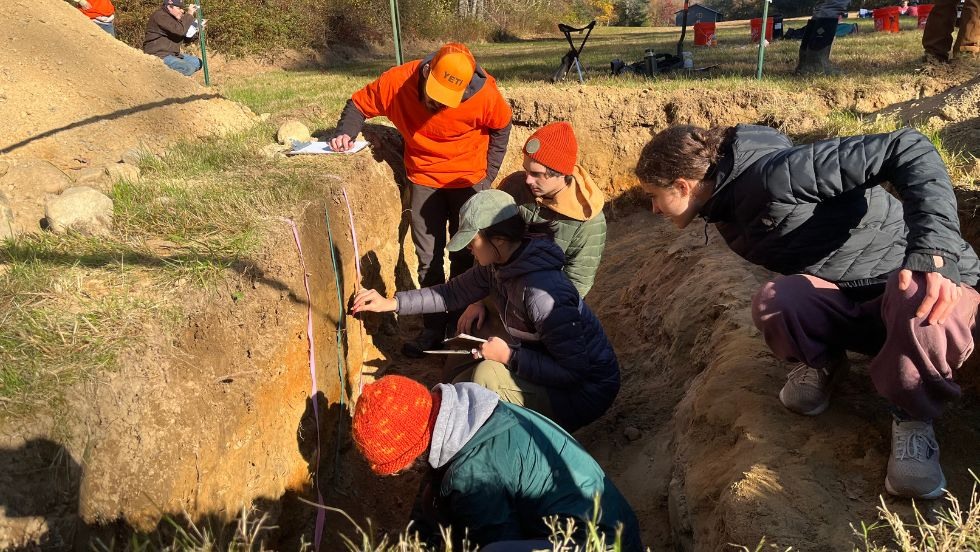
xmin=411 ymin=400 xmax=642 ymax=551
xmin=498 ymin=170 xmax=607 ymax=297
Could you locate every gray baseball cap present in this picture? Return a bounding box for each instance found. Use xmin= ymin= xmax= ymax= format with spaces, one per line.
xmin=447 ymin=190 xmax=520 ymax=252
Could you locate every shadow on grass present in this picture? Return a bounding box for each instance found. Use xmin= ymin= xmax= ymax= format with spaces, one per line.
xmin=0 ymin=94 xmax=224 ymax=155
xmin=0 ymin=239 xmax=310 ymax=310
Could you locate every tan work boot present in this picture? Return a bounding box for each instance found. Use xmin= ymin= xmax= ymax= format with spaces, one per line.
xmin=885 ymin=420 xmax=947 ymax=500
xmin=778 ymin=358 xmax=849 ymax=416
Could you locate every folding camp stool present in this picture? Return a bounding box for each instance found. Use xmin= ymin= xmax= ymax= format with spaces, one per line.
xmin=552 ymin=20 xmax=596 ymax=83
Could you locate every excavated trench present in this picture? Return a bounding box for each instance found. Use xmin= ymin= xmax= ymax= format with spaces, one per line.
xmin=3 ymin=84 xmax=980 ymax=551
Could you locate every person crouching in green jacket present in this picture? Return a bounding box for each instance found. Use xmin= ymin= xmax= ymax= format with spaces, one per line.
xmin=456 ymin=121 xmax=607 ymax=335
xmin=352 ymin=375 xmax=643 ymax=552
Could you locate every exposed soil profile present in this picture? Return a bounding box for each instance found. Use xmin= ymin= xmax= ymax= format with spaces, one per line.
xmin=2 ymin=31 xmax=980 ymax=550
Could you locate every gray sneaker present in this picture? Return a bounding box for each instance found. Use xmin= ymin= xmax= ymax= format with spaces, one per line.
xmin=885 ymin=420 xmax=947 ymax=500
xmin=778 ymin=361 xmax=848 ymax=416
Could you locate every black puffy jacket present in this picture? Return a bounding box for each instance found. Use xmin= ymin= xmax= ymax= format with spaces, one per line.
xmin=395 ymin=239 xmax=620 ymax=431
xmin=700 ymin=125 xmax=980 ymax=292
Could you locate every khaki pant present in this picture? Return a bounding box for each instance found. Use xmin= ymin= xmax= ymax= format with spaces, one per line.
xmin=453 ymin=361 xmax=556 ymax=419
xmin=923 ymin=0 xmax=980 ymax=59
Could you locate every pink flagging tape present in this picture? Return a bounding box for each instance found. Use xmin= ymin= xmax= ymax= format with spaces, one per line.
xmin=340 ymin=188 xmax=369 ymax=396
xmin=283 ymin=218 xmax=326 ymax=550
xmin=341 ymin=188 xmax=363 ymax=286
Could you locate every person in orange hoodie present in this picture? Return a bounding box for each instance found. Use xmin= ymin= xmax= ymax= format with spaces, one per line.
xmin=330 ymin=43 xmax=513 ymax=357
xmin=456 ymin=122 xmax=607 ymax=337
xmin=66 ymin=0 xmax=117 ymax=37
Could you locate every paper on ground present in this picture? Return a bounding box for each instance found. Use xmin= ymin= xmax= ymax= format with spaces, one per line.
xmin=287 ymin=140 xmax=370 ymax=156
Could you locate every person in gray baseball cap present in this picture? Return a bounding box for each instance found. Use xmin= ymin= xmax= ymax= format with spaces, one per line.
xmin=142 ymin=0 xmax=203 ymax=76
xmin=353 ymin=190 xmax=621 ymax=432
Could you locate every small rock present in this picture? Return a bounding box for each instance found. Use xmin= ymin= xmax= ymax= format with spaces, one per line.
xmin=623 ymin=426 xmax=642 ymax=442
xmin=0 ymin=191 xmax=15 ymax=240
xmin=259 ymin=112 xmax=271 ymax=122
xmin=74 ymin=167 xmax=108 ymax=186
xmin=1 ymin=159 xmax=71 ymax=194
xmin=0 ymin=157 xmax=9 ymax=178
xmin=261 ymin=143 xmax=290 ymax=158
xmin=44 ymin=186 xmax=113 ymax=236
xmin=120 ymin=149 xmax=144 ymax=166
xmin=276 ymin=119 xmax=311 ymax=146
xmin=105 ymin=163 xmax=141 ymax=184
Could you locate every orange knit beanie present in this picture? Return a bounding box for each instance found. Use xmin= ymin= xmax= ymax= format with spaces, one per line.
xmin=352 ymin=375 xmax=441 ymax=475
xmin=523 ymin=121 xmax=578 ymax=176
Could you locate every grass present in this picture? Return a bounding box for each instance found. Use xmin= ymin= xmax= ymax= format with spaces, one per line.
xmin=90 ymin=481 xmax=980 ymax=551
xmin=854 ymin=472 xmax=980 ymax=551
xmin=92 ymin=506 xmax=288 ymax=552
xmin=0 ymin=124 xmax=337 ymax=417
xmin=228 ymin=16 xmax=947 ymax=89
xmin=0 ymin=236 xmax=164 ymax=417
xmin=98 ymin=496 xmax=630 ymax=552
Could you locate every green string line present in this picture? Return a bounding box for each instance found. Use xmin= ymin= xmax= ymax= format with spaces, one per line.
xmin=324 ymin=205 xmax=347 ymax=407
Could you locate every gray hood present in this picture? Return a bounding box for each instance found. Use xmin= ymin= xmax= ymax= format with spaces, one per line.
xmin=428 ymin=382 xmax=500 ymax=469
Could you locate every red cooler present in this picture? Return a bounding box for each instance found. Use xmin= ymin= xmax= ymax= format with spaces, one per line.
xmin=917 ymin=4 xmax=934 ymax=28
xmin=694 ymin=22 xmax=716 ymax=46
xmin=751 ymin=17 xmax=775 ymax=43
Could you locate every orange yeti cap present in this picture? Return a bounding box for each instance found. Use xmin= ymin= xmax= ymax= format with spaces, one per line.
xmin=352 ymin=375 xmax=441 ymax=475
xmin=524 ymin=122 xmax=578 ymax=176
xmin=425 ymin=43 xmax=477 ymax=108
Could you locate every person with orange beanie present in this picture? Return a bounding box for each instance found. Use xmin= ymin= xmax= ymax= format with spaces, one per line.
xmin=65 ymin=0 xmax=117 ymax=36
xmin=456 ymin=121 xmax=607 ymax=338
xmin=352 ymin=375 xmax=642 ymax=552
xmin=329 ymin=43 xmax=513 ymax=359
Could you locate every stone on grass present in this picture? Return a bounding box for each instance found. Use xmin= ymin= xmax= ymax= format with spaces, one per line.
xmin=1 ymin=159 xmax=71 ymax=194
xmin=261 ymin=143 xmax=290 ymax=159
xmin=105 ymin=162 xmax=141 ymax=184
xmin=74 ymin=167 xmax=109 ymax=186
xmin=0 ymin=192 xmax=14 ymax=239
xmin=120 ymin=149 xmax=144 ymax=166
xmin=44 ymin=186 xmax=113 ymax=236
xmin=276 ymin=120 xmax=311 ymax=146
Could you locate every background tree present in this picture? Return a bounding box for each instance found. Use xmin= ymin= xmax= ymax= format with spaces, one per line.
xmin=615 ymin=0 xmax=649 ymax=25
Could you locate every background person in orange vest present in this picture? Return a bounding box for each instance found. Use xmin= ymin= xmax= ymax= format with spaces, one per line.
xmin=330 ymin=43 xmax=513 ymax=357
xmin=923 ymin=0 xmax=980 ymax=61
xmin=65 ymin=0 xmax=116 ymax=37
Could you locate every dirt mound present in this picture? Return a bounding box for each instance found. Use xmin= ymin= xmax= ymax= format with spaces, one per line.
xmin=878 ymin=72 xmax=980 ymax=164
xmin=0 ymin=0 xmax=255 ymax=169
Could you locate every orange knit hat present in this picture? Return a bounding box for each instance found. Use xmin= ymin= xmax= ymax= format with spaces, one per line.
xmin=352 ymin=375 xmax=441 ymax=475
xmin=523 ymin=122 xmax=578 ymax=176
